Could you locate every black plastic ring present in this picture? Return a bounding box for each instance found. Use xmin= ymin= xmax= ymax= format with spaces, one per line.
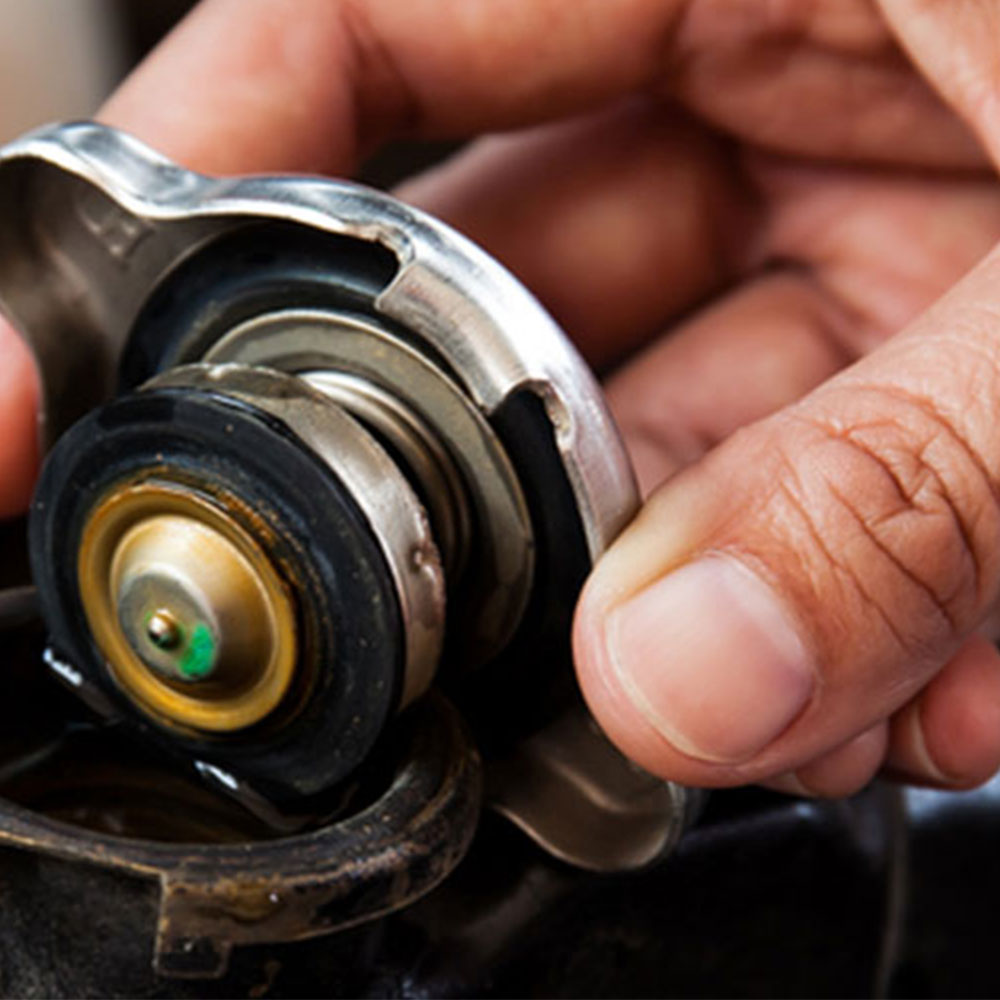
xmin=29 ymin=386 xmax=405 ymax=802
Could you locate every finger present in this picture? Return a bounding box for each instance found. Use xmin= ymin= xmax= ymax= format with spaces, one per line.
xmin=671 ymin=0 xmax=986 ymax=169
xmin=606 ymin=271 xmax=852 ymax=494
xmin=764 ymin=722 xmax=888 ymax=798
xmin=573 ymin=237 xmax=1000 ymax=788
xmin=97 ymin=0 xmax=985 ymax=177
xmin=880 ymin=0 xmax=1000 ymax=169
xmin=0 ymin=321 xmax=39 ymax=519
xmin=399 ymin=101 xmax=750 ymax=369
xmin=98 ymin=0 xmax=690 ymax=174
xmin=885 ymin=634 xmax=1000 ymax=789
xmin=753 ymin=156 xmax=1000 ymax=356
xmin=606 ymin=166 xmax=1000 ymax=493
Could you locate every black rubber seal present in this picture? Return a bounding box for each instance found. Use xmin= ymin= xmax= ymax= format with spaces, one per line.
xmin=118 ymin=222 xmax=401 ymax=389
xmin=458 ymin=388 xmax=593 ymax=752
xmin=29 ymin=387 xmax=404 ymax=802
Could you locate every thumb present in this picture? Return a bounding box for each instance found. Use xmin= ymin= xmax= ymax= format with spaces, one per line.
xmin=574 ymin=246 xmax=1000 ymax=788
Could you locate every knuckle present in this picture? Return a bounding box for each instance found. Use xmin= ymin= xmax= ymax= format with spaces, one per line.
xmin=769 ymin=387 xmax=1000 ymax=656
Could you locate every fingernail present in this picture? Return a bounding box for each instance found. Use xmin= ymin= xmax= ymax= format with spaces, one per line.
xmin=605 ymin=555 xmax=815 ymax=764
xmin=906 ymin=704 xmax=951 ymax=785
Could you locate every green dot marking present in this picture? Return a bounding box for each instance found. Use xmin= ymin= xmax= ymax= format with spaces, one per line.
xmin=179 ymin=623 xmax=216 ymax=680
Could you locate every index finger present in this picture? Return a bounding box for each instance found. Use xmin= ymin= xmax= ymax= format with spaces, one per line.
xmin=99 ymin=0 xmax=685 ymax=175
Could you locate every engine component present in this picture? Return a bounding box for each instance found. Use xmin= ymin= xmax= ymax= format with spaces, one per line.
xmin=0 ymin=122 xmax=696 ymax=971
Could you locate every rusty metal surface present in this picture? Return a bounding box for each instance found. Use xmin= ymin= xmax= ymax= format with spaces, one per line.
xmin=0 ymin=621 xmax=482 ymax=980
xmin=0 ymin=770 xmax=904 ymax=999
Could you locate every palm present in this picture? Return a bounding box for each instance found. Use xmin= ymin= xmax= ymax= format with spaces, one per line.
xmin=399 ymin=10 xmax=998 ymax=492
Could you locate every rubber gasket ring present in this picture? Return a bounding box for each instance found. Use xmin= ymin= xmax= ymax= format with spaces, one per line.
xmin=29 ymin=386 xmax=404 ymax=802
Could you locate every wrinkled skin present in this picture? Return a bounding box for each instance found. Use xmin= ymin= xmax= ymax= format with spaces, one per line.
xmin=5 ymin=0 xmax=1000 ymax=796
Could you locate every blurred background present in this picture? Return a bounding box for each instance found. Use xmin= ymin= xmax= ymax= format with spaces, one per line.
xmin=0 ymin=1 xmax=194 ymax=141
xmin=0 ymin=0 xmax=449 ymax=188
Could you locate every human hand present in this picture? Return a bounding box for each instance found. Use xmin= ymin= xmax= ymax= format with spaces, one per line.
xmin=4 ymin=0 xmax=1000 ymax=797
